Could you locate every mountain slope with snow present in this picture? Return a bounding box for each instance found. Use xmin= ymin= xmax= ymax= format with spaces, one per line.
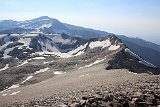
xmin=0 ymin=16 xmax=108 ymax=38
xmin=1 ymin=16 xmax=160 ymax=68
xmin=0 ymin=32 xmax=159 ymax=107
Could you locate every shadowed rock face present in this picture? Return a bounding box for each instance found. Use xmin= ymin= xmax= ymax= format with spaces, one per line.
xmin=117 ymin=35 xmax=160 ymax=68
xmin=106 ymin=49 xmax=160 ymax=75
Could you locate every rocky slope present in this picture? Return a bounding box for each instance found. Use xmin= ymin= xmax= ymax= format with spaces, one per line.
xmin=1 ymin=16 xmax=160 ymax=68
xmin=0 ymin=32 xmax=160 ymax=107
xmin=0 ymin=33 xmax=159 ymax=92
xmin=1 ymin=68 xmax=160 ymax=107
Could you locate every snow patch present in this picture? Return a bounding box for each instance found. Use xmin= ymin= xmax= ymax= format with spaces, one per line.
xmin=34 ymin=51 xmax=71 ymax=58
xmin=79 ymin=58 xmax=106 ymax=69
xmin=52 ymin=35 xmax=77 ymax=45
xmin=23 ymin=34 xmax=39 ymax=37
xmin=34 ymin=67 xmax=49 ymax=74
xmin=79 ymin=74 xmax=89 ymax=78
xmin=0 ymin=64 xmax=9 ymax=71
xmin=128 ymin=72 xmax=138 ymax=75
xmin=32 ymin=57 xmax=46 ymax=60
xmin=10 ymin=34 xmax=20 ymax=37
xmin=85 ymin=58 xmax=106 ymax=67
xmin=0 ymin=42 xmax=13 ymax=51
xmin=18 ymin=38 xmax=31 ymax=49
xmin=54 ymin=71 xmax=65 ymax=75
xmin=78 ymin=67 xmax=84 ymax=69
xmin=17 ymin=60 xmax=28 ymax=67
xmin=2 ymin=47 xmax=15 ymax=59
xmin=2 ymin=93 xmax=8 ymax=96
xmin=21 ymin=75 xmax=33 ymax=84
xmin=55 ymin=52 xmax=72 ymax=58
xmin=43 ymin=60 xmax=54 ymax=64
xmin=0 ymin=84 xmax=19 ymax=94
xmin=44 ymin=61 xmax=50 ymax=64
xmin=89 ymin=39 xmax=111 ymax=49
xmin=9 ymin=91 xmax=21 ymax=95
xmin=68 ymin=43 xmax=88 ymax=56
xmin=0 ymin=89 xmax=11 ymax=94
xmin=74 ymin=50 xmax=85 ymax=56
xmin=27 ymin=58 xmax=32 ymax=61
xmin=108 ymin=45 xmax=120 ymax=50
xmin=8 ymin=84 xmax=19 ymax=90
xmin=39 ymin=23 xmax=52 ymax=28
xmin=41 ymin=18 xmax=50 ymax=21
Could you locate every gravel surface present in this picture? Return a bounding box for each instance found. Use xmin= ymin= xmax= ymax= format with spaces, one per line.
xmin=0 ymin=64 xmax=160 ymax=107
xmin=8 ymin=75 xmax=160 ymax=107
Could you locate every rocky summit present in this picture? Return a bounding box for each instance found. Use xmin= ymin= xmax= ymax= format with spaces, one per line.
xmin=0 ymin=16 xmax=160 ymax=107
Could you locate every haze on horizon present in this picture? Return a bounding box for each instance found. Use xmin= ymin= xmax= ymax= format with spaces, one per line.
xmin=0 ymin=0 xmax=160 ymax=45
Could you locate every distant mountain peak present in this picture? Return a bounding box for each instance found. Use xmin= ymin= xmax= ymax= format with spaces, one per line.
xmin=32 ymin=16 xmax=59 ymax=22
xmin=30 ymin=16 xmax=53 ymax=22
xmin=39 ymin=16 xmax=50 ymax=19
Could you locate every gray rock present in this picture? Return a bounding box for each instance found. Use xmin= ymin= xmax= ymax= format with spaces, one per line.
xmin=70 ymin=103 xmax=80 ymax=107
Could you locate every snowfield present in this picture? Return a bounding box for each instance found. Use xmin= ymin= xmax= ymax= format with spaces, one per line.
xmin=21 ymin=76 xmax=33 ymax=84
xmin=85 ymin=58 xmax=106 ymax=67
xmin=74 ymin=50 xmax=85 ymax=56
xmin=54 ymin=71 xmax=65 ymax=75
xmin=8 ymin=84 xmax=20 ymax=90
xmin=34 ymin=51 xmax=71 ymax=58
xmin=79 ymin=58 xmax=106 ymax=69
xmin=52 ymin=35 xmax=77 ymax=45
xmin=39 ymin=23 xmax=52 ymax=28
xmin=89 ymin=39 xmax=111 ymax=49
xmin=108 ymin=45 xmax=120 ymax=50
xmin=2 ymin=93 xmax=8 ymax=96
xmin=68 ymin=43 xmax=88 ymax=56
xmin=32 ymin=57 xmax=46 ymax=60
xmin=23 ymin=34 xmax=39 ymax=37
xmin=18 ymin=38 xmax=31 ymax=49
xmin=34 ymin=67 xmax=49 ymax=75
xmin=43 ymin=61 xmax=54 ymax=64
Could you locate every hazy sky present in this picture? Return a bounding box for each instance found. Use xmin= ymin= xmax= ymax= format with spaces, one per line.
xmin=0 ymin=0 xmax=160 ymax=44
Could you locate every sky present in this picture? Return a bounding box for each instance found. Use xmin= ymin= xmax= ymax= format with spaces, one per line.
xmin=0 ymin=0 xmax=160 ymax=44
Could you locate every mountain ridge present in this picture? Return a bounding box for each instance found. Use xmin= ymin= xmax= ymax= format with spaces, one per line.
xmin=0 ymin=16 xmax=160 ymax=68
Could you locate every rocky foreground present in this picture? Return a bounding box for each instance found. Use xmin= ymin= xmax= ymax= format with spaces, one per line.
xmin=6 ymin=73 xmax=160 ymax=107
